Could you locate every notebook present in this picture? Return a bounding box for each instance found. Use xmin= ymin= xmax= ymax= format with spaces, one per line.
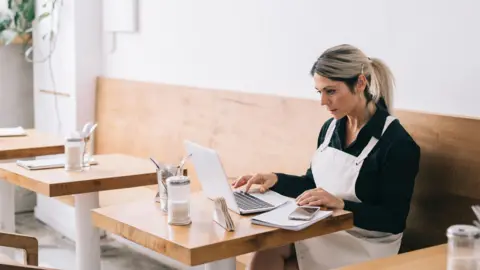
xmin=251 ymin=201 xmax=333 ymax=231
xmin=0 ymin=127 xmax=26 ymax=137
xmin=16 ymin=156 xmax=98 ymax=170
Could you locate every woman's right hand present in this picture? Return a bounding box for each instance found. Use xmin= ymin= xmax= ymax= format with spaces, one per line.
xmin=231 ymin=173 xmax=278 ymax=193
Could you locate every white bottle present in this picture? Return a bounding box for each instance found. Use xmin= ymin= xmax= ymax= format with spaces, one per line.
xmin=167 ymin=175 xmax=191 ymax=225
xmin=64 ymin=133 xmax=84 ymax=172
xmin=446 ymin=224 xmax=480 ymax=270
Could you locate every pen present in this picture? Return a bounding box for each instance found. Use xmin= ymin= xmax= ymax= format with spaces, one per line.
xmin=149 ymin=157 xmax=161 ymax=169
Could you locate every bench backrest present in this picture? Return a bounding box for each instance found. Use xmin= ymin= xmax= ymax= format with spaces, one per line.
xmin=94 ymin=77 xmax=480 ymax=251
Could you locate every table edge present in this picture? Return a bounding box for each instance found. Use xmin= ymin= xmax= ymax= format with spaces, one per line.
xmin=92 ymin=207 xmax=353 ymax=266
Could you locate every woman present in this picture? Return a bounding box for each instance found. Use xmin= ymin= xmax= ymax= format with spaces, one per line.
xmin=232 ymin=44 xmax=421 ymax=270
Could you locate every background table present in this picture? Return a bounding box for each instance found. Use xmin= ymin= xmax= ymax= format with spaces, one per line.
xmin=0 ymin=129 xmax=64 ymax=160
xmin=0 ymin=129 xmax=64 ymax=258
xmin=0 ymin=154 xmax=158 ymax=270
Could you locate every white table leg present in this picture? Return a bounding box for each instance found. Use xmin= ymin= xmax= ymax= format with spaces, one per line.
xmin=205 ymin=258 xmax=236 ymax=270
xmin=0 ymin=179 xmax=15 ymax=258
xmin=75 ymin=192 xmax=101 ymax=270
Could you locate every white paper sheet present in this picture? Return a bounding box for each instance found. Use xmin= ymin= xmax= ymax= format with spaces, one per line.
xmin=0 ymin=127 xmax=26 ymax=137
xmin=251 ymin=201 xmax=333 ymax=231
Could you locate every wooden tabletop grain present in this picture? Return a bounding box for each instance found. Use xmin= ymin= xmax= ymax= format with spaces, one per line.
xmin=0 ymin=154 xmax=157 ymax=196
xmin=92 ymin=192 xmax=353 ymax=266
xmin=0 ymin=129 xmax=64 ymax=160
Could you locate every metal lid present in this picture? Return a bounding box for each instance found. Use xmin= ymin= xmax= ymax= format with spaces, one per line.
xmin=167 ymin=175 xmax=190 ymax=186
xmin=65 ymin=137 xmax=82 ymax=142
xmin=66 ymin=131 xmax=83 ymax=142
xmin=447 ymin=225 xmax=480 ymax=239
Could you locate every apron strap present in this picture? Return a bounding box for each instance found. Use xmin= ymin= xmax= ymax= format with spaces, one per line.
xmin=354 ymin=116 xmax=397 ymax=165
xmin=319 ymin=119 xmax=337 ymax=151
xmin=382 ymin=116 xmax=397 ymax=136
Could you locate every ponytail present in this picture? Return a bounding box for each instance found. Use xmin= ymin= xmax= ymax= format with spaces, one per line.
xmin=311 ymin=44 xmax=396 ymax=113
xmin=369 ymin=58 xmax=395 ymax=113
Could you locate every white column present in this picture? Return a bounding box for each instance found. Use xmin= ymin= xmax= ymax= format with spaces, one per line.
xmin=204 ymin=258 xmax=236 ymax=270
xmin=74 ymin=192 xmax=100 ymax=270
xmin=33 ymin=0 xmax=102 ymax=242
xmin=0 ymin=180 xmax=15 ymax=258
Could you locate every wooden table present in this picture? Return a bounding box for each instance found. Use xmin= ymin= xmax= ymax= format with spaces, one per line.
xmin=0 ymin=129 xmax=64 ymax=160
xmin=339 ymin=244 xmax=447 ymax=270
xmin=92 ymin=192 xmax=353 ymax=270
xmin=0 ymin=154 xmax=158 ymax=270
xmin=0 ymin=129 xmax=64 ymax=258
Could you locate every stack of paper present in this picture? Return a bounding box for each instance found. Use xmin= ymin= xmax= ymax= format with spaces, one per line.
xmin=0 ymin=127 xmax=26 ymax=137
xmin=251 ymin=201 xmax=332 ymax=231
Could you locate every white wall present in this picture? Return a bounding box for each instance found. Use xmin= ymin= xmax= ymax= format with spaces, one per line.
xmin=104 ymin=0 xmax=480 ymax=118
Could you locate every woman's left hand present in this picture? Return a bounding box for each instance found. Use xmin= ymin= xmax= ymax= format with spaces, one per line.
xmin=296 ymin=188 xmax=345 ymax=209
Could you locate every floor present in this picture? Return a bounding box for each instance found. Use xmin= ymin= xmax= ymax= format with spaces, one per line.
xmin=12 ymin=212 xmax=177 ymax=270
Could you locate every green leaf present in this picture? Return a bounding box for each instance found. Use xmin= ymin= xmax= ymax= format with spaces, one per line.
xmin=24 ymin=0 xmax=35 ymax=22
xmin=0 ymin=12 xmax=13 ymax=32
xmin=38 ymin=12 xmax=50 ymax=21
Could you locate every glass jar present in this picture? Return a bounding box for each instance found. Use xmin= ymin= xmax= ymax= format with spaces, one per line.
xmin=82 ymin=134 xmax=94 ymax=169
xmin=167 ymin=175 xmax=191 ymax=225
xmin=156 ymin=165 xmax=176 ymax=212
xmin=64 ymin=135 xmax=84 ymax=172
xmin=446 ymin=224 xmax=480 ymax=270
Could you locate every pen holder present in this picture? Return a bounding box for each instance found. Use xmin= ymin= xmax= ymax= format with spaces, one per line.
xmin=155 ymin=166 xmax=175 ymax=212
xmin=213 ymin=197 xmax=235 ymax=231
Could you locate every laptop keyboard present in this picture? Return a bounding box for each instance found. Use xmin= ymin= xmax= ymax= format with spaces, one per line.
xmin=233 ymin=191 xmax=274 ymax=210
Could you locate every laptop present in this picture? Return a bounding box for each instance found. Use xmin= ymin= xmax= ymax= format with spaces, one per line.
xmin=184 ymin=140 xmax=289 ymax=215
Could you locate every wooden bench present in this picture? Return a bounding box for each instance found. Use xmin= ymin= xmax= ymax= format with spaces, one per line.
xmin=86 ymin=77 xmax=480 ymax=269
xmin=338 ymin=244 xmax=447 ymax=270
xmin=0 ymin=231 xmax=56 ymax=270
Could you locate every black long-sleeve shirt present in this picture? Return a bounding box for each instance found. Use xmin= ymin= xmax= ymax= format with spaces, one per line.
xmin=271 ymin=105 xmax=420 ymax=234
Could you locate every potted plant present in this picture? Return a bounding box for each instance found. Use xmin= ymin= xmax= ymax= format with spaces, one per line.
xmin=0 ymin=0 xmax=36 ymax=46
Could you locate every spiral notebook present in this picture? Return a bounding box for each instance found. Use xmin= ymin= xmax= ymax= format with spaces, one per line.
xmin=251 ymin=201 xmax=333 ymax=231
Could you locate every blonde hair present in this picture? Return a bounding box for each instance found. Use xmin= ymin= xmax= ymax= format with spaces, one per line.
xmin=310 ymin=44 xmax=395 ymax=112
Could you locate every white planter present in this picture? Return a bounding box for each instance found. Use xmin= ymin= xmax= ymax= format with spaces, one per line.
xmin=0 ymin=44 xmax=35 ymax=213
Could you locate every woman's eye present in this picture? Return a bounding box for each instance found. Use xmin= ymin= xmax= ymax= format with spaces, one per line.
xmin=326 ymin=89 xmax=336 ymax=95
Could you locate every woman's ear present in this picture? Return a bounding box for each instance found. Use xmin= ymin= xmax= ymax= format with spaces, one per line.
xmin=355 ymin=74 xmax=367 ymax=94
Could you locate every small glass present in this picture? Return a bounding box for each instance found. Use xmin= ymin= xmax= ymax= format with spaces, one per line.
xmin=82 ymin=134 xmax=94 ymax=169
xmin=156 ymin=165 xmax=175 ymax=212
xmin=167 ymin=175 xmax=191 ymax=225
xmin=65 ymin=136 xmax=84 ymax=172
xmin=446 ymin=224 xmax=480 ymax=270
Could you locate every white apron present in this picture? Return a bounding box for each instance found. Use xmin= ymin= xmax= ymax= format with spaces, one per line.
xmin=295 ymin=116 xmax=402 ymax=270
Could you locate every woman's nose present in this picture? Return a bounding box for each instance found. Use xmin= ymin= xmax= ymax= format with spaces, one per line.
xmin=320 ymin=93 xmax=328 ymax=106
